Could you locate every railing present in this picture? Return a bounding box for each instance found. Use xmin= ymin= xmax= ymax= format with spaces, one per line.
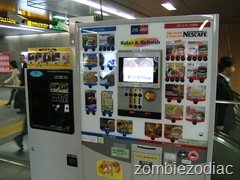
xmin=214 ymin=131 xmax=240 ymax=151
xmin=0 ymin=85 xmax=25 ymax=89
xmin=233 ymin=90 xmax=240 ymax=101
xmin=215 ymin=100 xmax=240 ymax=145
xmin=216 ymin=100 xmax=240 ymax=122
xmin=215 ymin=100 xmax=240 ymax=105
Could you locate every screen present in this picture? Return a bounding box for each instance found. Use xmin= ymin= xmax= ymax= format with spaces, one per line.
xmin=123 ymin=57 xmax=154 ymax=83
xmin=119 ymin=57 xmax=159 ymax=84
xmin=118 ymin=51 xmax=161 ymax=88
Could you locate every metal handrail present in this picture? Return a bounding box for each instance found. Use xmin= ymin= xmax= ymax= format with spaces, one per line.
xmin=232 ymin=90 xmax=240 ymax=101
xmin=214 ymin=131 xmax=240 ymax=151
xmin=215 ymin=100 xmax=240 ymax=105
xmin=0 ymin=85 xmax=25 ymax=89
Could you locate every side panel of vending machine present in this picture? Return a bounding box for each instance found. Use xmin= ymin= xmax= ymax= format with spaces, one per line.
xmin=76 ymin=15 xmax=219 ymax=180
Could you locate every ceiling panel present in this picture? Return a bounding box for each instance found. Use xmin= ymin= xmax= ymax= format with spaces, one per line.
xmin=27 ymin=0 xmax=89 ymax=17
xmin=110 ymin=0 xmax=193 ymax=17
xmin=110 ymin=0 xmax=240 ymax=24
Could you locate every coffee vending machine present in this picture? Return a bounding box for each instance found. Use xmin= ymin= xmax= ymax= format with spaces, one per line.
xmin=76 ymin=14 xmax=219 ymax=180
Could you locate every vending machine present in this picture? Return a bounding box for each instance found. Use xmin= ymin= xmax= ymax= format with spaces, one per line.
xmin=26 ymin=50 xmax=81 ymax=180
xmin=76 ymin=14 xmax=219 ymax=180
xmin=26 ymin=69 xmax=81 ymax=180
xmin=25 ymin=17 xmax=95 ymax=180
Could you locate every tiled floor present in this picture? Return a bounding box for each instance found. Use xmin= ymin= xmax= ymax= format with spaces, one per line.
xmin=0 ymin=88 xmax=31 ymax=180
xmin=0 ymin=161 xmax=30 ymax=180
xmin=0 ymin=138 xmax=30 ymax=180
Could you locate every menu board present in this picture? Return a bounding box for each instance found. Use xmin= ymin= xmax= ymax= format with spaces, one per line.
xmin=162 ymin=22 xmax=212 ymax=143
xmin=27 ymin=47 xmax=71 ymax=68
xmin=79 ymin=21 xmax=215 ymax=143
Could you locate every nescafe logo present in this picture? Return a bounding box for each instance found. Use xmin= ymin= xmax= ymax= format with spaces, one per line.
xmin=183 ymin=31 xmax=207 ymax=37
xmin=131 ymin=25 xmax=148 ymax=35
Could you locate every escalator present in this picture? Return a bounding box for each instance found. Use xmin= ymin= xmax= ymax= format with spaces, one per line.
xmin=212 ymin=90 xmax=240 ymax=180
xmin=212 ymin=132 xmax=240 ymax=180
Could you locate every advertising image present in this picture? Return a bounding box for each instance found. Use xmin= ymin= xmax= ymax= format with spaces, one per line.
xmin=27 ymin=47 xmax=71 ymax=68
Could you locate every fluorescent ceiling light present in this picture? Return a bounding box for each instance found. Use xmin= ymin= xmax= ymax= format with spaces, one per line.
xmin=94 ymin=10 xmax=110 ymax=16
xmin=0 ymin=24 xmax=45 ymax=32
xmin=53 ymin=15 xmax=69 ymax=20
xmin=73 ymin=0 xmax=135 ymax=19
xmin=161 ymin=2 xmax=176 ymax=10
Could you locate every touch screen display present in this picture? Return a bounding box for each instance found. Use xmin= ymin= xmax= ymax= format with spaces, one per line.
xmin=118 ymin=51 xmax=161 ymax=88
xmin=123 ymin=57 xmax=154 ymax=83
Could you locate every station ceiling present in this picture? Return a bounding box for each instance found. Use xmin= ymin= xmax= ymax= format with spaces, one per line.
xmin=0 ymin=0 xmax=240 ymax=36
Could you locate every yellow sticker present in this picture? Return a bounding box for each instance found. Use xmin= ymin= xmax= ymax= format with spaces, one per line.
xmin=134 ymin=154 xmax=159 ymax=161
xmin=97 ymin=160 xmax=122 ymax=179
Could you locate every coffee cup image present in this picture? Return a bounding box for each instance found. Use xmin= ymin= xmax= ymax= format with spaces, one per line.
xmin=196 ymin=111 xmax=205 ymax=120
xmin=198 ymin=44 xmax=208 ymax=55
xmin=171 ymin=127 xmax=182 ymax=138
xmin=198 ymin=66 xmax=207 ymax=72
xmin=176 ymin=44 xmax=185 ymax=55
xmin=197 ymin=66 xmax=207 ymax=77
xmin=188 ymin=47 xmax=198 ymax=56
xmin=166 ymin=45 xmax=174 ymax=55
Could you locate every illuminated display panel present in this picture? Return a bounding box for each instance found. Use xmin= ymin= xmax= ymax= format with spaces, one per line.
xmin=118 ymin=51 xmax=161 ymax=88
xmin=123 ymin=57 xmax=154 ymax=83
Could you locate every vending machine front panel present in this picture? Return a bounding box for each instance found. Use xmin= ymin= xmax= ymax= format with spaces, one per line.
xmin=27 ymin=69 xmax=74 ymax=134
